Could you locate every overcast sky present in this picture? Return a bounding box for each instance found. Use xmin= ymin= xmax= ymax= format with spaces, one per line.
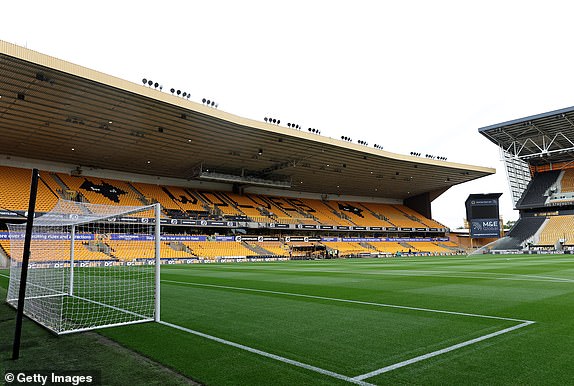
xmin=3 ymin=1 xmax=574 ymax=229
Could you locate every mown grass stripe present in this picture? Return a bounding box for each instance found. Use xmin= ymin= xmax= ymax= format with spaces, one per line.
xmin=161 ymin=279 xmax=533 ymax=323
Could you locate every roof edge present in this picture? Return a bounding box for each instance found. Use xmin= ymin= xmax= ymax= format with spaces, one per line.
xmin=478 ymin=105 xmax=574 ymax=133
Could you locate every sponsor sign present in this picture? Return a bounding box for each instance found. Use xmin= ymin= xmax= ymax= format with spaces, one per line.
xmin=235 ymin=236 xmax=281 ymax=242
xmin=470 ymin=218 xmax=500 ymax=238
xmin=0 ymin=210 xmax=22 ymax=217
xmin=216 ymin=236 xmax=235 ymax=241
xmin=285 ymin=236 xmax=321 ymax=242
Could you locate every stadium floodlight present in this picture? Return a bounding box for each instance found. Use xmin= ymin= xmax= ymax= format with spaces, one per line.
xmin=7 ymin=200 xmax=162 ymax=335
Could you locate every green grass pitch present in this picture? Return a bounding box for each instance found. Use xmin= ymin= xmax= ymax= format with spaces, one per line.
xmin=2 ymin=254 xmax=574 ymax=385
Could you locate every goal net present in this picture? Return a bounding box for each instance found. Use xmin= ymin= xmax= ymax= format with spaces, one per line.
xmin=6 ymin=199 xmax=161 ymax=334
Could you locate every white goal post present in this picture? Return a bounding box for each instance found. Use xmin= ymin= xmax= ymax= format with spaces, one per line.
xmin=6 ymin=199 xmax=161 ymax=334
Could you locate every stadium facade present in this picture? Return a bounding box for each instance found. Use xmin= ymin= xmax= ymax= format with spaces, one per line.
xmin=0 ymin=39 xmax=496 ymax=261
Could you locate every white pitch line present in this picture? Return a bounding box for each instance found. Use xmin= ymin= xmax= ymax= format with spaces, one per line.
xmin=162 ymin=279 xmax=532 ymax=323
xmin=352 ymin=321 xmax=534 ymax=381
xmin=235 ymin=267 xmax=574 ymax=284
xmin=159 ymin=320 xmax=375 ymax=386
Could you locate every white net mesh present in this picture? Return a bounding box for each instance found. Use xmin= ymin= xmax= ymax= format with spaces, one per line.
xmin=7 ymin=199 xmax=160 ymax=334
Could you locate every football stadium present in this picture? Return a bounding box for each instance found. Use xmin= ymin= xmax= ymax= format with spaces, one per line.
xmin=1 ymin=39 xmax=574 ymax=385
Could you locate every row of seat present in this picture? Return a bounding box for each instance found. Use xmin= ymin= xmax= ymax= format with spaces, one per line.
xmin=536 ymin=215 xmax=574 ymax=246
xmin=560 ymin=169 xmax=574 ymax=192
xmin=1 ymin=238 xmax=457 ymax=262
xmin=0 ymin=165 xmax=444 ymax=228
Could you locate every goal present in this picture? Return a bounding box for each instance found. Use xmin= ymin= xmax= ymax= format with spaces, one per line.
xmin=6 ymin=199 xmax=161 ymax=334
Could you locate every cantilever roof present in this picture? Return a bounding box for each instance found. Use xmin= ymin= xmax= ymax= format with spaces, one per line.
xmin=479 ymin=106 xmax=574 ymax=166
xmin=0 ymin=40 xmax=493 ymax=200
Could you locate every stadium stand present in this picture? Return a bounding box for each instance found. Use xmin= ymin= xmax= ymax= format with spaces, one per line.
xmin=0 ymin=165 xmax=461 ymax=261
xmin=516 ymin=170 xmax=561 ymax=208
xmin=491 ymin=216 xmax=547 ymax=250
xmin=183 ymin=241 xmax=255 ymax=260
xmin=0 ymin=166 xmax=59 ymax=212
xmin=440 ymin=241 xmax=461 ymax=250
xmin=536 ymin=215 xmax=574 ymax=246
xmin=7 ymin=240 xmax=111 ymax=262
xmin=0 ymin=166 xmax=447 ymax=230
xmin=265 ymin=196 xmax=320 ymax=224
xmin=361 ymin=203 xmax=421 ymax=228
xmin=322 ymin=242 xmax=372 ymax=256
xmin=218 ymin=192 xmax=267 ymax=221
xmin=410 ymin=242 xmax=453 ymax=254
xmin=105 ymin=240 xmax=195 ymax=261
xmin=331 ymin=201 xmax=381 ymax=227
xmin=367 ymin=242 xmax=404 ymax=254
xmin=397 ymin=205 xmax=446 ymax=228
xmin=0 ymin=238 xmax=10 ymax=257
xmin=246 ymin=241 xmax=290 ymax=256
xmin=296 ymin=199 xmax=354 ymax=226
xmin=132 ymin=182 xmax=208 ymax=218
xmin=57 ymin=173 xmax=144 ymax=207
xmin=195 ymin=191 xmax=243 ymax=217
xmin=560 ymin=169 xmax=574 ymax=192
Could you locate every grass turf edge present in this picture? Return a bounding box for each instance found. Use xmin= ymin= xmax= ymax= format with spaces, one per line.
xmin=0 ymin=280 xmax=200 ymax=386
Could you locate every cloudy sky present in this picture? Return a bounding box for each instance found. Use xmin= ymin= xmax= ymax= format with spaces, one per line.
xmin=2 ymin=1 xmax=573 ymax=229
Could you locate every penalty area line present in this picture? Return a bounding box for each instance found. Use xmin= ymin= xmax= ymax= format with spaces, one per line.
xmin=159 ymin=320 xmax=375 ymax=386
xmin=352 ymin=321 xmax=534 ymax=381
xmin=162 ymin=279 xmax=531 ymax=323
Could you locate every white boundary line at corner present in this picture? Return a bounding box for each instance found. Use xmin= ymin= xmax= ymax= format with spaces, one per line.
xmin=159 ymin=320 xmax=375 ymax=386
xmin=352 ymin=321 xmax=534 ymax=381
xmin=162 ymin=279 xmax=536 ymax=382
